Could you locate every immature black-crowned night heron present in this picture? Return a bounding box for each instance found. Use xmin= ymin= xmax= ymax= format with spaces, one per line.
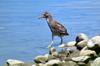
xmin=39 ymin=11 xmax=69 ymax=46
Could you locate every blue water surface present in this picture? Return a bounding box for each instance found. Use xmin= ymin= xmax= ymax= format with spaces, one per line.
xmin=0 ymin=0 xmax=100 ymax=65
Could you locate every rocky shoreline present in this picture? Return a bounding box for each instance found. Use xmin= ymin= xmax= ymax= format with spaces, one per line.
xmin=4 ymin=33 xmax=100 ymax=66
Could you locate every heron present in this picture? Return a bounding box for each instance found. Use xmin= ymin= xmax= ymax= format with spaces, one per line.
xmin=39 ymin=11 xmax=69 ymax=47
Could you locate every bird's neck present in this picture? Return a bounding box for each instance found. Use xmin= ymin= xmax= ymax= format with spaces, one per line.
xmin=46 ymin=15 xmax=53 ymax=23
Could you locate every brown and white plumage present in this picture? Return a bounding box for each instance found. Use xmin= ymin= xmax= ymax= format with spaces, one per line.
xmin=39 ymin=11 xmax=69 ymax=46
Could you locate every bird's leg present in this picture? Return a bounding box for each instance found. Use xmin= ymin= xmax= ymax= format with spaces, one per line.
xmin=48 ymin=34 xmax=54 ymax=48
xmin=60 ymin=36 xmax=63 ymax=45
xmin=51 ymin=34 xmax=54 ymax=45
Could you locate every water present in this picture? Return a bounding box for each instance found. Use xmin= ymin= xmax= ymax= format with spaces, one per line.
xmin=0 ymin=0 xmax=100 ymax=65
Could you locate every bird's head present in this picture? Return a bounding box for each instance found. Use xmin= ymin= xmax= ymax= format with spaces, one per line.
xmin=39 ymin=11 xmax=51 ymax=19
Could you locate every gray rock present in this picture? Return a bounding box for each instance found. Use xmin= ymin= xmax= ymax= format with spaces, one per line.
xmin=87 ymin=36 xmax=100 ymax=48
xmin=5 ymin=59 xmax=24 ymax=66
xmin=45 ymin=59 xmax=62 ymax=66
xmin=34 ymin=55 xmax=48 ymax=64
xmin=76 ymin=33 xmax=89 ymax=41
xmin=77 ymin=40 xmax=88 ymax=48
xmin=71 ymin=56 xmax=90 ymax=62
xmin=71 ymin=56 xmax=90 ymax=66
xmin=66 ymin=41 xmax=76 ymax=47
xmin=91 ymin=57 xmax=100 ymax=66
xmin=80 ymin=46 xmax=97 ymax=56
xmin=87 ymin=36 xmax=100 ymax=54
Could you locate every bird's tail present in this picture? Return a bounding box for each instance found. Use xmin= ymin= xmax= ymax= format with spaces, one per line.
xmin=65 ymin=32 xmax=69 ymax=35
xmin=65 ymin=29 xmax=69 ymax=35
xmin=67 ymin=33 xmax=69 ymax=35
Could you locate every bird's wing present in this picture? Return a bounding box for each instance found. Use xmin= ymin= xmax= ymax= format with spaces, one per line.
xmin=52 ymin=21 xmax=68 ymax=35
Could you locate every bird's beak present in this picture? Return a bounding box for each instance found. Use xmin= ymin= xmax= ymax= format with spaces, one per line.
xmin=38 ymin=15 xmax=44 ymax=19
xmin=38 ymin=16 xmax=42 ymax=19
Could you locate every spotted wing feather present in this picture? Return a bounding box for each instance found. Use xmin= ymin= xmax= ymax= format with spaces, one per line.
xmin=51 ymin=21 xmax=69 ymax=35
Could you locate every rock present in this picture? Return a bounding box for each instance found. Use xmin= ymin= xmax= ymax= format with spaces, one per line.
xmin=76 ymin=33 xmax=88 ymax=41
xmin=58 ymin=44 xmax=65 ymax=48
xmin=91 ymin=57 xmax=100 ymax=66
xmin=91 ymin=36 xmax=100 ymax=45
xmin=87 ymin=36 xmax=100 ymax=54
xmin=6 ymin=59 xmax=24 ymax=66
xmin=63 ymin=61 xmax=77 ymax=66
xmin=58 ymin=43 xmax=79 ymax=57
xmin=67 ymin=49 xmax=80 ymax=58
xmin=58 ymin=51 xmax=67 ymax=61
xmin=87 ymin=36 xmax=100 ymax=48
xmin=51 ymin=51 xmax=58 ymax=57
xmin=44 ymin=54 xmax=54 ymax=60
xmin=77 ymin=40 xmax=88 ymax=48
xmin=71 ymin=56 xmax=90 ymax=66
xmin=58 ymin=41 xmax=76 ymax=48
xmin=49 ymin=47 xmax=56 ymax=54
xmin=80 ymin=46 xmax=97 ymax=56
xmin=65 ymin=33 xmax=88 ymax=51
xmin=80 ymin=50 xmax=96 ymax=56
xmin=75 ymin=33 xmax=89 ymax=50
xmin=66 ymin=41 xmax=76 ymax=47
xmin=66 ymin=46 xmax=77 ymax=52
xmin=64 ymin=46 xmax=78 ymax=57
xmin=87 ymin=40 xmax=95 ymax=48
xmin=32 ymin=64 xmax=36 ymax=66
xmin=44 ymin=53 xmax=58 ymax=60
xmin=35 ymin=63 xmax=45 ymax=66
xmin=48 ymin=47 xmax=59 ymax=59
xmin=50 ymin=47 xmax=56 ymax=52
xmin=71 ymin=56 xmax=90 ymax=62
xmin=45 ymin=59 xmax=62 ymax=66
xmin=34 ymin=55 xmax=48 ymax=64
xmin=23 ymin=62 xmax=33 ymax=66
